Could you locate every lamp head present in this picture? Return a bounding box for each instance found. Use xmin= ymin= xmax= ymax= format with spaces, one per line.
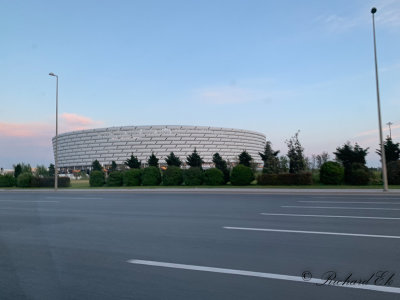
xmin=371 ymin=7 xmax=377 ymax=14
xmin=49 ymin=72 xmax=56 ymax=76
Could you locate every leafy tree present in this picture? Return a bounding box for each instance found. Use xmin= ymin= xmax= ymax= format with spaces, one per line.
xmin=125 ymin=154 xmax=141 ymax=169
xmin=238 ymin=150 xmax=252 ymax=167
xmin=286 ymin=131 xmax=306 ymax=174
xmin=110 ymin=161 xmax=118 ymax=172
xmin=14 ymin=163 xmax=32 ymax=178
xmin=259 ymin=141 xmax=280 ymax=174
xmin=376 ymin=137 xmax=400 ymax=165
xmin=165 ymin=152 xmax=182 ymax=167
xmin=35 ymin=165 xmax=49 ymax=177
xmin=212 ymin=153 xmax=230 ymax=183
xmin=148 ymin=153 xmax=159 ymax=167
xmin=48 ymin=164 xmax=55 ymax=177
xmin=279 ymin=156 xmax=289 ymax=173
xmin=316 ymin=152 xmax=330 ymax=169
xmin=186 ymin=148 xmax=204 ymax=168
xmin=92 ymin=160 xmax=103 ymax=172
xmin=334 ymin=142 xmax=369 ymax=183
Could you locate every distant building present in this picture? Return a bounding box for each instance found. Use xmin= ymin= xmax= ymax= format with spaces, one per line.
xmin=52 ymin=125 xmax=266 ymax=170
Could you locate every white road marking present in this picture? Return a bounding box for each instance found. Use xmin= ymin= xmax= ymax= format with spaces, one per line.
xmin=0 ymin=200 xmax=59 ymax=203
xmin=45 ymin=197 xmax=103 ymax=200
xmin=299 ymin=201 xmax=400 ymax=205
xmin=127 ymin=259 xmax=400 ymax=294
xmin=260 ymin=213 xmax=400 ymax=220
xmin=313 ymin=196 xmax=400 ymax=200
xmin=282 ymin=205 xmax=400 ymax=211
xmin=223 ymin=226 xmax=400 ymax=239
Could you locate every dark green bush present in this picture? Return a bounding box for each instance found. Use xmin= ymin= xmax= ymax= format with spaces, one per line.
xmin=348 ymin=163 xmax=370 ymax=185
xmin=162 ymin=166 xmax=183 ymax=186
xmin=230 ymin=165 xmax=254 ymax=186
xmin=0 ymin=174 xmax=16 ymax=187
xmin=123 ymin=169 xmax=142 ymax=186
xmin=90 ymin=171 xmax=105 ymax=187
xmin=204 ymin=168 xmax=224 ymax=185
xmin=257 ymin=173 xmax=312 ymax=185
xmin=30 ymin=177 xmax=71 ymax=187
xmin=320 ymin=161 xmax=344 ymax=185
xmin=142 ymin=167 xmax=161 ymax=186
xmin=107 ymin=171 xmax=123 ymax=186
xmin=184 ymin=167 xmax=204 ymax=186
xmin=387 ymin=161 xmax=400 ymax=185
xmin=17 ymin=172 xmax=33 ymax=187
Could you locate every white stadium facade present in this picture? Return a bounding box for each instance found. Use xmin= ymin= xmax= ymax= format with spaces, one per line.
xmin=52 ymin=125 xmax=266 ymax=170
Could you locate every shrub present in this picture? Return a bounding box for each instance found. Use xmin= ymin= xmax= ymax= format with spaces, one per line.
xmin=257 ymin=173 xmax=312 ymax=185
xmin=230 ymin=165 xmax=254 ymax=186
xmin=0 ymin=174 xmax=16 ymax=187
xmin=17 ymin=172 xmax=33 ymax=187
xmin=184 ymin=167 xmax=204 ymax=186
xmin=162 ymin=166 xmax=183 ymax=186
xmin=348 ymin=163 xmax=370 ymax=185
xmin=90 ymin=171 xmax=105 ymax=187
xmin=387 ymin=161 xmax=400 ymax=185
xmin=204 ymin=168 xmax=224 ymax=185
xmin=142 ymin=167 xmax=161 ymax=186
xmin=123 ymin=169 xmax=142 ymax=186
xmin=33 ymin=177 xmax=71 ymax=187
xmin=107 ymin=171 xmax=123 ymax=186
xmin=319 ymin=161 xmax=344 ymax=185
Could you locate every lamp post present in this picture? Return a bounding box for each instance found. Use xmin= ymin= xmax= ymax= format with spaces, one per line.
xmin=387 ymin=122 xmax=393 ymax=139
xmin=371 ymin=7 xmax=388 ymax=191
xmin=49 ymin=72 xmax=59 ymax=191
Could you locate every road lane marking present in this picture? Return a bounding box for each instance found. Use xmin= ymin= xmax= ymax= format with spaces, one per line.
xmin=313 ymin=196 xmax=400 ymax=200
xmin=299 ymin=201 xmax=400 ymax=205
xmin=282 ymin=206 xmax=400 ymax=211
xmin=223 ymin=227 xmax=400 ymax=239
xmin=127 ymin=259 xmax=400 ymax=294
xmin=0 ymin=200 xmax=59 ymax=203
xmin=260 ymin=213 xmax=400 ymax=220
xmin=45 ymin=197 xmax=103 ymax=200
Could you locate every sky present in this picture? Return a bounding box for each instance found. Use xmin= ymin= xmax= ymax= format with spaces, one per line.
xmin=1 ymin=0 xmax=399 ymax=169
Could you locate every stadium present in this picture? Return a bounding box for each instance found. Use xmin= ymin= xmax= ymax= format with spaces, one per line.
xmin=52 ymin=125 xmax=266 ymax=171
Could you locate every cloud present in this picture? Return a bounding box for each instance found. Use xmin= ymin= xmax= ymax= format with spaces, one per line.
xmin=60 ymin=113 xmax=103 ymax=132
xmin=0 ymin=122 xmax=52 ymax=138
xmin=356 ymin=123 xmax=400 ymax=137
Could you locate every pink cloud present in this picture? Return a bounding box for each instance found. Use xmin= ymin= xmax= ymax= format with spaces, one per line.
xmin=0 ymin=122 xmax=52 ymax=138
xmin=60 ymin=113 xmax=103 ymax=132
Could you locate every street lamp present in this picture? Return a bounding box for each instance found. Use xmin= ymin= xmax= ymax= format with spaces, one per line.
xmin=371 ymin=8 xmax=388 ymax=191
xmin=387 ymin=122 xmax=393 ymax=139
xmin=49 ymin=72 xmax=59 ymax=191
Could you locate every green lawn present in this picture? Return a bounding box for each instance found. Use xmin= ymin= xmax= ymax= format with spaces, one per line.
xmin=68 ymin=180 xmax=400 ymax=189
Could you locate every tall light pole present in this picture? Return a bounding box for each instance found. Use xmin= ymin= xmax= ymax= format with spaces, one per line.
xmin=49 ymin=72 xmax=59 ymax=191
xmin=371 ymin=7 xmax=388 ymax=191
xmin=387 ymin=121 xmax=393 ymax=139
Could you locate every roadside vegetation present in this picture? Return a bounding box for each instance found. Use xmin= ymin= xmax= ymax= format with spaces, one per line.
xmin=1 ymin=134 xmax=399 ymax=189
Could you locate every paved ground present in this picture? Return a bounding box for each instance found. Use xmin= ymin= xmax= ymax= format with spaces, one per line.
xmin=0 ymin=190 xmax=399 ymax=299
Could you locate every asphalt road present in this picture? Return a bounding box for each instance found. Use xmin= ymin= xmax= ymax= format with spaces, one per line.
xmin=1 ymin=190 xmax=400 ymax=299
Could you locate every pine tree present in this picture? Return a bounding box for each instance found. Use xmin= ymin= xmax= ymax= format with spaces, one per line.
xmin=148 ymin=153 xmax=159 ymax=167
xmin=165 ymin=152 xmax=182 ymax=167
xmin=92 ymin=160 xmax=103 ymax=171
xmin=110 ymin=161 xmax=117 ymax=171
xmin=14 ymin=164 xmax=22 ymax=178
xmin=376 ymin=137 xmax=400 ymax=164
xmin=286 ymin=131 xmax=306 ymax=174
xmin=238 ymin=150 xmax=252 ymax=167
xmin=125 ymin=154 xmax=141 ymax=169
xmin=334 ymin=142 xmax=369 ymax=183
xmin=259 ymin=141 xmax=280 ymax=174
xmin=48 ymin=163 xmax=55 ymax=177
xmin=212 ymin=153 xmax=230 ymax=183
xmin=186 ymin=148 xmax=204 ymax=168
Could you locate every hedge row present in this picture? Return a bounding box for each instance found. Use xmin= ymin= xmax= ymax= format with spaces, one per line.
xmin=4 ymin=173 xmax=71 ymax=188
xmin=257 ymin=173 xmax=312 ymax=185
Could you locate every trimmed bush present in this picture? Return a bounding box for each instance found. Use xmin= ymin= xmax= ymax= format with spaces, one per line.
xmin=320 ymin=161 xmax=344 ymax=185
xmin=90 ymin=171 xmax=105 ymax=187
xmin=257 ymin=173 xmax=312 ymax=185
xmin=230 ymin=165 xmax=254 ymax=186
xmin=17 ymin=172 xmax=33 ymax=187
xmin=184 ymin=167 xmax=204 ymax=186
xmin=387 ymin=161 xmax=400 ymax=185
xmin=33 ymin=177 xmax=71 ymax=187
xmin=123 ymin=169 xmax=142 ymax=186
xmin=162 ymin=166 xmax=183 ymax=186
xmin=0 ymin=174 xmax=16 ymax=187
xmin=142 ymin=167 xmax=161 ymax=186
xmin=107 ymin=171 xmax=123 ymax=186
xmin=204 ymin=168 xmax=224 ymax=185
